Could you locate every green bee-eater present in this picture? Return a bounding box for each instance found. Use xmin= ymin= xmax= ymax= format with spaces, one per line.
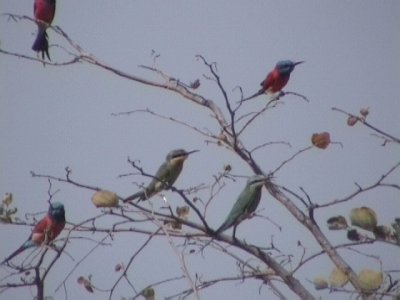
xmin=216 ymin=175 xmax=269 ymax=235
xmin=124 ymin=149 xmax=198 ymax=202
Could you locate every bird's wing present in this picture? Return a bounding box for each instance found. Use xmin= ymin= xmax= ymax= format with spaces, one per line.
xmin=218 ymin=187 xmax=256 ymax=232
xmin=48 ymin=220 xmax=65 ymax=242
xmin=31 ymin=216 xmax=52 ymax=244
xmin=32 ymin=215 xmax=65 ymax=243
xmin=123 ymin=161 xmax=171 ymax=202
xmin=146 ymin=161 xmax=171 ymax=195
xmin=260 ymin=71 xmax=275 ymax=90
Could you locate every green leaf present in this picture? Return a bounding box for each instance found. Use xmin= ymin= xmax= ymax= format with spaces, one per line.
xmin=142 ymin=287 xmax=155 ymax=300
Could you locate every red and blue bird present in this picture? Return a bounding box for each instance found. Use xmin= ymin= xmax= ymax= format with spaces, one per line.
xmin=32 ymin=0 xmax=56 ymax=60
xmin=242 ymin=60 xmax=304 ymax=102
xmin=1 ymin=202 xmax=66 ymax=265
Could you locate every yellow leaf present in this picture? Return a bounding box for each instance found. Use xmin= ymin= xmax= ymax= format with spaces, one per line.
xmin=329 ymin=268 xmax=348 ymax=288
xmin=350 ymin=207 xmax=377 ymax=231
xmin=91 ymin=190 xmax=119 ymax=208
xmin=358 ymin=269 xmax=383 ymax=292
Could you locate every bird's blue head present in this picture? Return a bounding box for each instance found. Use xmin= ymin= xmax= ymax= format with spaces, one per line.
xmin=49 ymin=202 xmax=66 ymax=222
xmin=275 ymin=60 xmax=304 ymax=76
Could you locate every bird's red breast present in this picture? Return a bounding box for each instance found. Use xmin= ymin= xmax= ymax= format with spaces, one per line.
xmin=34 ymin=0 xmax=55 ymax=24
xmin=31 ymin=214 xmax=65 ymax=246
xmin=260 ymin=69 xmax=290 ymax=93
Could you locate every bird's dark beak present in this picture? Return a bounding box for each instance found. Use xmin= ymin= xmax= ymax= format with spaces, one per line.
xmin=258 ymin=176 xmax=270 ymax=183
xmin=186 ymin=150 xmax=199 ymax=156
xmin=294 ymin=61 xmax=305 ymax=66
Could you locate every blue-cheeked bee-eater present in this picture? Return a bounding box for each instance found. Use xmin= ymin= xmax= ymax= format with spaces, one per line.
xmin=216 ymin=175 xmax=269 ymax=236
xmin=124 ymin=149 xmax=198 ymax=202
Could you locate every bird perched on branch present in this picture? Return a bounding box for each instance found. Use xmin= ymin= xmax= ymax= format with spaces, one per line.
xmin=124 ymin=149 xmax=198 ymax=202
xmin=241 ymin=60 xmax=304 ymax=102
xmin=216 ymin=175 xmax=269 ymax=236
xmin=32 ymin=0 xmax=56 ymax=60
xmin=1 ymin=202 xmax=66 ymax=265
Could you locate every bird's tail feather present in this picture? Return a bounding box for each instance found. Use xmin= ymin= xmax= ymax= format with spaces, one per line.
xmin=123 ymin=191 xmax=144 ymax=203
xmin=237 ymin=89 xmax=264 ymax=103
xmin=1 ymin=240 xmax=35 ymax=265
xmin=215 ymin=221 xmax=230 ymax=235
xmin=32 ymin=28 xmax=50 ymax=60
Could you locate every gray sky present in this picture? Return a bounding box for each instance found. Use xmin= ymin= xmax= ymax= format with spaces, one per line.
xmin=1 ymin=1 xmax=399 ymax=299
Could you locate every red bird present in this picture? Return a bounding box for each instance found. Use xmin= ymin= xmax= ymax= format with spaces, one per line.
xmin=1 ymin=202 xmax=65 ymax=265
xmin=241 ymin=60 xmax=304 ymax=102
xmin=32 ymin=0 xmax=56 ymax=60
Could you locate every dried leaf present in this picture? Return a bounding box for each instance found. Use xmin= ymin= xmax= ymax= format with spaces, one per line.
xmin=347 ymin=116 xmax=358 ymax=126
xmin=360 ymin=108 xmax=369 ymax=118
xmin=311 ymin=132 xmax=331 ymax=149
xmin=2 ymin=193 xmax=12 ymax=206
xmin=327 ymin=216 xmax=348 ymax=230
xmin=190 ymin=79 xmax=200 ymax=89
xmin=164 ymin=219 xmax=182 ymax=230
xmin=115 ymin=264 xmax=123 ymax=272
xmin=347 ymin=229 xmax=362 ymax=241
xmin=313 ymin=276 xmax=328 ymax=290
xmin=0 ymin=215 xmax=12 ymax=224
xmin=373 ymin=225 xmax=393 ymax=241
xmin=171 ymin=220 xmax=182 ymax=230
xmin=224 ymin=164 xmax=232 ymax=172
xmin=77 ymin=276 xmax=94 ymax=293
xmin=7 ymin=207 xmax=17 ymax=216
xmin=391 ymin=219 xmax=400 ymax=243
xmin=176 ymin=206 xmax=190 ymax=219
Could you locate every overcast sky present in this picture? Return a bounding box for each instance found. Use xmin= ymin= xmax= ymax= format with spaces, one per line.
xmin=1 ymin=1 xmax=399 ymax=299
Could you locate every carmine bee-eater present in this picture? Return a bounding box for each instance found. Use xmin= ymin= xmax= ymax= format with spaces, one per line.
xmin=123 ymin=149 xmax=199 ymax=202
xmin=1 ymin=202 xmax=65 ymax=265
xmin=32 ymin=0 xmax=56 ymax=60
xmin=216 ymin=175 xmax=269 ymax=236
xmin=241 ymin=60 xmax=304 ymax=102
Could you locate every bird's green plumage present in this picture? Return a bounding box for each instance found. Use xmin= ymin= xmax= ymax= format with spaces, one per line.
xmin=124 ymin=149 xmax=198 ymax=202
xmin=217 ymin=175 xmax=268 ymax=233
xmin=140 ymin=158 xmax=184 ymax=200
